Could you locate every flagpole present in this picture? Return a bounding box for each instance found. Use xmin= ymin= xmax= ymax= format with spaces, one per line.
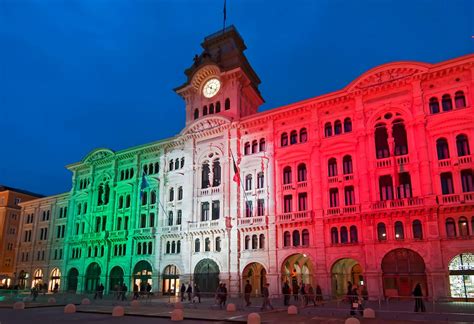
xmin=223 ymin=0 xmax=227 ymax=33
xmin=230 ymin=148 xmax=250 ymax=214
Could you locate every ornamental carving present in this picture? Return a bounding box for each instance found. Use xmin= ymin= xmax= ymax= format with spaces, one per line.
xmin=83 ymin=148 xmax=115 ymax=163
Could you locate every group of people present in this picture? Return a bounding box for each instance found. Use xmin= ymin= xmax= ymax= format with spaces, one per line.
xmin=112 ymin=282 xmax=128 ymax=301
xmin=215 ymin=283 xmax=228 ymax=308
xmin=93 ymin=283 xmax=105 ymax=300
xmin=282 ymin=280 xmax=323 ymax=307
xmin=243 ymin=281 xmax=273 ymax=311
xmin=133 ymin=282 xmax=152 ymax=300
xmin=180 ymin=283 xmax=201 ymax=303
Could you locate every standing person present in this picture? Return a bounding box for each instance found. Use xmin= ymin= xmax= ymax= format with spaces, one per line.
xmin=180 ymin=283 xmax=186 ymax=302
xmin=121 ymin=283 xmax=128 ymax=301
xmin=300 ymin=282 xmax=307 ymax=307
xmin=292 ymin=281 xmax=299 ymax=301
xmin=117 ymin=283 xmax=123 ymax=300
xmin=349 ymin=285 xmax=363 ymax=316
xmin=216 ymin=283 xmax=223 ymax=308
xmin=94 ymin=284 xmax=100 ymax=300
xmin=244 ymin=280 xmax=252 ymax=306
xmin=413 ymin=283 xmax=426 ymax=312
xmin=193 ymin=284 xmax=201 ymax=303
xmin=98 ymin=283 xmax=104 ymax=299
xmin=133 ymin=284 xmax=139 ymax=300
xmin=315 ymin=285 xmax=323 ymax=305
xmin=346 ymin=281 xmax=353 ymax=302
xmin=222 ymin=284 xmax=228 ymax=307
xmin=146 ymin=282 xmax=152 ymax=298
xmin=53 ymin=283 xmax=59 ymax=294
xmin=260 ymin=283 xmax=274 ymax=311
xmin=186 ymin=283 xmax=193 ymax=302
xmin=308 ymin=284 xmax=316 ymax=306
xmin=282 ymin=281 xmax=290 ymax=306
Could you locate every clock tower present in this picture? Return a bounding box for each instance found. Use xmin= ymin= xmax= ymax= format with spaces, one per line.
xmin=175 ymin=26 xmax=264 ymax=127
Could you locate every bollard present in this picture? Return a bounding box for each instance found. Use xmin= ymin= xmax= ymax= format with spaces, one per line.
xmin=174 ymin=302 xmax=184 ymax=309
xmin=287 ymin=305 xmax=298 ymax=315
xmin=48 ymin=297 xmax=56 ymax=304
xmin=345 ymin=317 xmax=360 ymax=324
xmin=81 ymin=298 xmax=91 ymax=305
xmin=130 ymin=300 xmax=140 ymax=308
xmin=171 ymin=309 xmax=184 ymax=321
xmin=226 ymin=303 xmax=237 ymax=312
xmin=64 ymin=304 xmax=76 ymax=314
xmin=363 ymin=307 xmax=375 ymax=318
xmin=112 ymin=306 xmax=125 ymax=317
xmin=13 ymin=302 xmax=25 ymax=310
xmin=247 ymin=312 xmax=261 ymax=324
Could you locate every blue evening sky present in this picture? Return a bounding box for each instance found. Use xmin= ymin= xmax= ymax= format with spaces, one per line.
xmin=0 ymin=0 xmax=472 ymax=195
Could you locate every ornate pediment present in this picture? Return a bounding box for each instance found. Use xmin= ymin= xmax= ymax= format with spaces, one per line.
xmin=83 ymin=148 xmax=115 ymax=163
xmin=181 ymin=116 xmax=231 ymax=136
xmin=347 ymin=62 xmax=430 ymax=92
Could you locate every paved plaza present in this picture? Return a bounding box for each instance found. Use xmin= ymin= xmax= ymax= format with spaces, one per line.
xmin=0 ymin=293 xmax=473 ymax=323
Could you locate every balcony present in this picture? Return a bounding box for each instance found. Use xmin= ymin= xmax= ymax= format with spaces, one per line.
xmin=133 ymin=227 xmax=156 ymax=238
xmin=457 ymin=155 xmax=473 ymax=165
xmin=438 ymin=159 xmax=451 ymax=168
xmin=369 ymin=197 xmax=424 ymax=210
xmin=437 ymin=155 xmax=472 ymax=169
xmin=199 ymin=186 xmax=221 ymax=196
xmin=161 ymin=225 xmax=182 ymax=232
xmin=108 ymin=230 xmax=128 ymax=240
xmin=376 ymin=155 xmax=410 ymax=169
xmin=297 ymin=181 xmax=308 ymax=188
xmin=326 ymin=205 xmax=360 ymax=216
xmin=238 ymin=216 xmax=266 ymax=227
xmin=189 ymin=219 xmax=222 ymax=230
xmin=328 ymin=176 xmax=340 ymax=184
xmin=282 ymin=184 xmax=293 ymax=191
xmin=83 ymin=231 xmax=108 ymax=240
xmin=439 ymin=193 xmax=474 ymax=205
xmin=276 ymin=211 xmax=312 ymax=224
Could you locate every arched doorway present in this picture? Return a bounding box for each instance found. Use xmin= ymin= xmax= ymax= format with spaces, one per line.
xmin=67 ymin=268 xmax=79 ymax=292
xmin=133 ymin=260 xmax=153 ymax=290
xmin=49 ymin=268 xmax=61 ymax=292
xmin=382 ymin=248 xmax=427 ymax=297
xmin=281 ymin=254 xmax=314 ymax=294
xmin=84 ymin=263 xmax=101 ymax=293
xmin=448 ymin=253 xmax=474 ymax=300
xmin=18 ymin=271 xmax=29 ymax=289
xmin=194 ymin=259 xmax=220 ymax=294
xmin=32 ymin=269 xmax=43 ymax=288
xmin=242 ymin=263 xmax=267 ymax=296
xmin=109 ymin=266 xmax=124 ymax=292
xmin=331 ymin=258 xmax=363 ymax=296
xmin=162 ymin=265 xmax=180 ymax=296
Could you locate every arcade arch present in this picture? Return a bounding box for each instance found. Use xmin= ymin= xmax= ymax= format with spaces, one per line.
xmin=331 ymin=258 xmax=363 ymax=296
xmin=242 ymin=262 xmax=267 ymax=296
xmin=162 ymin=264 xmax=180 ymax=295
xmin=194 ymin=258 xmax=220 ymax=293
xmin=448 ymin=253 xmax=474 ymax=299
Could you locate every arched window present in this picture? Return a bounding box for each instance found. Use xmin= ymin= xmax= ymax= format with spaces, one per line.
xmin=252 ymin=235 xmax=258 ymax=249
xmin=283 ymin=166 xmax=292 ymax=184
xmin=118 ymin=197 xmax=123 ymax=209
xmin=299 ymin=230 xmax=308 ymax=246
xmin=344 ymin=186 xmax=355 ymax=205
xmin=201 ymin=162 xmax=210 ymax=188
xmin=203 ymin=105 xmax=208 ymax=116
xmin=429 ymin=97 xmax=440 ymax=114
xmin=343 ymin=155 xmax=353 ymax=174
xmin=394 ymin=221 xmax=404 ymax=240
xmin=212 ymin=160 xmax=221 ymax=186
xmin=137 ymin=243 xmax=142 ymax=255
xmin=245 ymin=174 xmax=252 ymax=191
xmin=177 ymin=210 xmax=182 ymax=225
xmin=149 ymin=213 xmax=155 ymax=227
xmin=412 ymin=220 xmax=423 ymax=239
xmin=350 ymin=226 xmax=358 ymax=243
xmin=141 ymin=191 xmax=148 ymax=205
xmin=446 ymin=218 xmax=456 ymax=237
xmin=455 ymin=91 xmax=466 ymax=108
xmin=178 ymin=187 xmax=183 ymax=200
xmin=436 ymin=138 xmax=450 ymax=160
xmin=344 ymin=118 xmax=352 ymax=132
xmin=375 ymin=123 xmax=390 ymax=158
xmin=126 ymin=195 xmax=131 ymax=208
xmin=177 ymin=240 xmax=181 ymax=253
xmin=169 ymin=188 xmax=174 ymax=201
xmin=244 ymin=142 xmax=250 ymax=155
xmin=245 ymin=236 xmax=250 ymax=249
xmin=225 ymin=98 xmax=230 ymax=110
xmin=174 ymin=159 xmax=179 ymax=170
xmin=169 ymin=160 xmax=174 ymax=171
xmin=283 ymin=231 xmax=291 ymax=247
xmin=334 ymin=120 xmax=342 ymax=135
xmin=290 ymin=130 xmax=298 ymax=144
xmin=398 ymin=172 xmax=412 ymax=199
xmin=292 ymin=230 xmax=300 ymax=246
xmin=215 ymin=237 xmax=221 ymax=252
xmin=393 ymin=120 xmax=408 ymax=155
xmin=194 ymin=239 xmax=200 ymax=252
xmin=329 ymin=188 xmax=339 ymax=207
xmin=340 ymin=226 xmax=348 ymax=243
xmin=205 ymin=238 xmax=211 ymax=251
xmin=194 ymin=108 xmax=199 ymax=120
xmin=259 ymin=138 xmax=266 ymax=151
xmin=297 ymin=163 xmax=307 ymax=182
xmin=377 ymin=222 xmax=387 ymax=241
xmin=281 ymin=133 xmax=288 ymax=147
xmin=440 ymin=172 xmax=454 ymax=195
xmin=150 ymin=191 xmax=156 ymax=204
xmin=252 ymin=140 xmax=258 ymax=154
xmin=331 ymin=227 xmax=338 ymax=244
xmin=300 ymin=128 xmax=308 ymax=143
xmin=442 ymin=94 xmax=453 ymax=111
xmin=379 ymin=175 xmax=394 ymax=200
xmin=259 ymin=234 xmax=265 ymax=249
xmin=456 ymin=134 xmax=470 ymax=157
xmin=324 ymin=122 xmax=332 ymax=137
xmin=328 ymin=158 xmax=337 ymax=177
xmin=180 ymin=158 xmax=184 ymax=168
xmin=171 ymin=241 xmax=176 ymax=253
xmin=459 ymin=217 xmax=469 ymax=237
xmin=216 ymin=101 xmax=221 ymax=113
xmin=209 ymin=103 xmax=214 ymax=114
xmin=168 ymin=212 xmax=173 ymax=226
xmin=461 ymin=170 xmax=474 ymax=192
xmin=257 ymin=172 xmax=264 ymax=189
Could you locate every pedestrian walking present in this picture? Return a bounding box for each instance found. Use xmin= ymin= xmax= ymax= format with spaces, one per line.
xmin=413 ymin=283 xmax=426 ymax=312
xmin=186 ymin=283 xmax=193 ymax=301
xmin=121 ymin=283 xmax=128 ymax=301
xmin=300 ymin=282 xmax=307 ymax=307
xmin=244 ymin=280 xmax=252 ymax=306
xmin=180 ymin=283 xmax=186 ymax=302
xmin=222 ymin=284 xmax=228 ymax=306
xmin=133 ymin=284 xmax=139 ymax=300
xmin=98 ymin=283 xmax=104 ymax=299
xmin=315 ymin=284 xmax=323 ymax=305
xmin=292 ymin=281 xmax=299 ymax=301
xmin=260 ymin=283 xmax=274 ymax=311
xmin=193 ymin=284 xmax=201 ymax=303
xmin=282 ymin=281 xmax=291 ymax=306
xmin=146 ymin=282 xmax=152 ymax=298
xmin=346 ymin=281 xmax=353 ymax=302
xmin=349 ymin=285 xmax=363 ymax=316
xmin=308 ymin=284 xmax=316 ymax=306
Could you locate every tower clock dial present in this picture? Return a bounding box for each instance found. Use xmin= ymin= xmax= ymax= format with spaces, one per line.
xmin=202 ymin=78 xmax=221 ymax=98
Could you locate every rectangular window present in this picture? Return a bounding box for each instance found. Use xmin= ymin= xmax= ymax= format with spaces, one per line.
xmin=257 ymin=199 xmax=265 ymax=216
xmin=211 ymin=201 xmax=220 ymax=220
xmin=344 ymin=186 xmax=355 ymax=205
xmin=201 ymin=202 xmax=209 ymax=221
xmin=124 ymin=217 xmax=129 ymax=230
xmin=379 ymin=175 xmax=394 ymax=200
xmin=149 ymin=213 xmax=155 ymax=227
xmin=245 ymin=201 xmax=253 ymax=217
xmin=329 ymin=188 xmax=339 ymax=207
xmin=284 ymin=195 xmax=292 ymax=213
xmin=298 ymin=193 xmax=308 ymax=211
xmin=140 ymin=214 xmax=147 ymax=228
xmin=102 ymin=216 xmax=107 ymax=231
xmin=441 ymin=172 xmax=454 ymax=195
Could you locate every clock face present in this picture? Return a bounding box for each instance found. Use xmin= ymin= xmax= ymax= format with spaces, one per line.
xmin=202 ymin=78 xmax=221 ymax=98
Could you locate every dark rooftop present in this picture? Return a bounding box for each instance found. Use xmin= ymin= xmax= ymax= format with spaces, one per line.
xmin=0 ymin=185 xmax=45 ymax=198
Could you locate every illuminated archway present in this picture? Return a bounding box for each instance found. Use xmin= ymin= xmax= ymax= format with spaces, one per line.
xmin=109 ymin=266 xmax=124 ymax=292
xmin=32 ymin=268 xmax=43 ymax=288
xmin=281 ymin=254 xmax=314 ymax=293
xmin=84 ymin=262 xmax=101 ymax=293
xmin=18 ymin=270 xmax=29 ymax=290
xmin=67 ymin=268 xmax=79 ymax=292
xmin=194 ymin=259 xmax=220 ymax=293
xmin=162 ymin=264 xmax=180 ymax=295
xmin=242 ymin=262 xmax=267 ymax=296
xmin=448 ymin=253 xmax=474 ymax=299
xmin=133 ymin=260 xmax=153 ymax=288
xmin=382 ymin=248 xmax=426 ymax=297
xmin=49 ymin=268 xmax=61 ymax=292
xmin=331 ymin=258 xmax=363 ymax=296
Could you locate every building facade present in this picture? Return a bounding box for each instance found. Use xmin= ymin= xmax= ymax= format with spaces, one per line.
xmin=14 ymin=26 xmax=474 ymax=300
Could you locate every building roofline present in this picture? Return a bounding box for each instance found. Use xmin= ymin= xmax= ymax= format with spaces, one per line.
xmin=0 ymin=185 xmax=44 ymax=198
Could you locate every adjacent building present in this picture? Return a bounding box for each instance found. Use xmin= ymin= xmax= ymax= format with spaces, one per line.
xmin=14 ymin=26 xmax=474 ymax=300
